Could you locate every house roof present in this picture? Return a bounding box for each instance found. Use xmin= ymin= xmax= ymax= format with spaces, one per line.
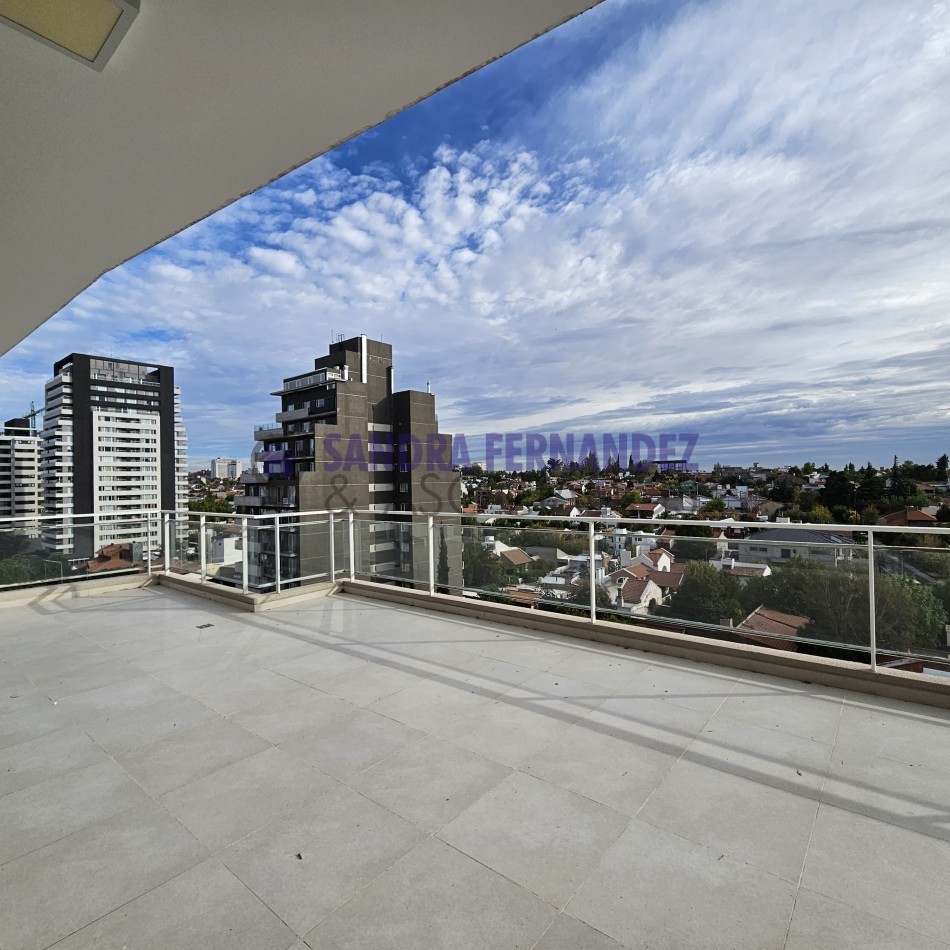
xmin=877 ymin=507 xmax=938 ymax=526
xmin=749 ymin=528 xmax=854 ymax=545
xmin=740 ymin=606 xmax=810 ymax=637
xmin=501 ymin=548 xmax=534 ymax=566
xmin=608 ymin=565 xmax=650 ymax=583
xmin=619 ymin=577 xmax=655 ymax=603
xmin=647 ymin=567 xmax=684 ymax=590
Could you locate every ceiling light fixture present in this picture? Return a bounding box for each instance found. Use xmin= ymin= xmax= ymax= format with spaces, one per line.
xmin=0 ymin=0 xmax=139 ymax=70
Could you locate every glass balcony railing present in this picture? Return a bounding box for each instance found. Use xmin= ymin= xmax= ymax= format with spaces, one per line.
xmin=2 ymin=507 xmax=949 ymax=679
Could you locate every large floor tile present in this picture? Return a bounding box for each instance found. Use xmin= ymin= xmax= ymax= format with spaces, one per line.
xmin=281 ymin=707 xmax=424 ymax=780
xmin=304 ymin=837 xmax=556 ymax=950
xmin=221 ymin=783 xmax=427 ymax=934
xmin=316 ymin=661 xmax=423 ymax=706
xmin=27 ymin=656 xmax=144 ymax=701
xmin=434 ymin=697 xmax=578 ymax=768
xmin=822 ymin=746 xmax=950 ymax=840
xmin=54 ymin=674 xmax=180 ymax=725
xmin=51 ymin=858 xmax=296 ymax=950
xmin=0 ymin=801 xmax=207 ymax=950
xmin=369 ymin=677 xmax=494 ymax=733
xmin=718 ymin=675 xmax=844 ymax=743
xmin=523 ymin=720 xmax=679 ymax=816
xmin=534 ymin=913 xmax=626 ymax=950
xmin=802 ymin=804 xmax=950 ymax=942
xmin=567 ymin=820 xmax=797 ymax=949
xmin=549 ymin=643 xmax=650 ymax=692
xmin=785 ymin=887 xmax=949 ymax=950
xmin=350 ymin=735 xmax=510 ymax=831
xmin=227 ymin=687 xmax=353 ymax=744
xmin=265 ymin=648 xmax=368 ymax=686
xmin=0 ymin=692 xmax=73 ymax=750
xmin=159 ymin=747 xmax=335 ymax=851
xmin=0 ymin=726 xmax=106 ymax=795
xmin=637 ymin=758 xmax=819 ymax=882
xmin=0 ymin=758 xmax=150 ymax=863
xmin=835 ymin=699 xmax=950 ymax=776
xmin=439 ymin=771 xmax=629 ymax=907
xmin=585 ymin=694 xmax=711 ymax=757
xmin=498 ymin=671 xmax=612 ymax=721
xmin=172 ymin=666 xmax=311 ymax=716
xmin=630 ymin=662 xmax=737 ymax=714
xmin=685 ymin=711 xmax=832 ymax=798
xmin=81 ymin=691 xmax=220 ymax=755
xmin=116 ymin=717 xmax=271 ymax=795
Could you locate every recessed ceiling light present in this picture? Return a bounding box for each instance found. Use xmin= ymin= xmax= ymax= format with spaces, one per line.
xmin=0 ymin=0 xmax=138 ymax=70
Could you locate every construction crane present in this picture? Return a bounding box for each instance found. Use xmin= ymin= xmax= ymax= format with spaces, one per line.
xmin=18 ymin=401 xmax=38 ymax=433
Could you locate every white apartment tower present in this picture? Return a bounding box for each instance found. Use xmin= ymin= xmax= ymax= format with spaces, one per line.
xmin=211 ymin=457 xmax=240 ymax=479
xmin=0 ymin=417 xmax=42 ymax=535
xmin=41 ymin=354 xmax=188 ymax=558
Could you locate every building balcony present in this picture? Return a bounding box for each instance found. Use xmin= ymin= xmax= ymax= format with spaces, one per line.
xmin=254 ymin=425 xmax=283 ymax=441
xmin=0 ymin=509 xmax=949 ymax=948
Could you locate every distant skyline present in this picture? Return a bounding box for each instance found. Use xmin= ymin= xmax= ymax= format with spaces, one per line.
xmin=1 ymin=0 xmax=948 ymax=471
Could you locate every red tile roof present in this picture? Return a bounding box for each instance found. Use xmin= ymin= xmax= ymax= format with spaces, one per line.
xmin=501 ymin=548 xmax=534 ymax=566
xmin=740 ymin=606 xmax=810 ymax=637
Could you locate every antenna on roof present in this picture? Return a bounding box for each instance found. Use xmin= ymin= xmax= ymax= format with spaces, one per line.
xmin=426 ymin=381 xmax=431 ymax=394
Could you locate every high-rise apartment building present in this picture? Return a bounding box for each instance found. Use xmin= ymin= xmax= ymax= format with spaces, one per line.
xmin=0 ymin=417 xmax=42 ymax=535
xmin=211 ymin=457 xmax=240 ymax=479
xmin=236 ymin=335 xmax=461 ymax=588
xmin=41 ymin=354 xmax=188 ymax=559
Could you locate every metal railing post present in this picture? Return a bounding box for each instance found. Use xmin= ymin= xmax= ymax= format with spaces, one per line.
xmin=241 ymin=517 xmax=249 ymax=594
xmin=273 ymin=514 xmax=282 ymax=594
xmin=146 ymin=512 xmax=153 ymax=576
xmin=588 ymin=521 xmax=597 ymax=623
xmin=199 ymin=514 xmax=207 ymax=583
xmin=868 ymin=528 xmax=878 ymax=672
xmin=329 ymin=512 xmax=336 ymax=583
xmin=348 ymin=511 xmax=356 ymax=581
xmin=428 ymin=515 xmax=436 ymax=595
xmin=163 ymin=513 xmax=171 ymax=574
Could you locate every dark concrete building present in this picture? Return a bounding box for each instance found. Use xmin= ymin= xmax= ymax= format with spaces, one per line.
xmin=40 ymin=354 xmax=188 ymax=559
xmin=236 ymin=335 xmax=461 ymax=589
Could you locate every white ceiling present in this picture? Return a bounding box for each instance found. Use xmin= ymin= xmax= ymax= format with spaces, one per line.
xmin=0 ymin=0 xmax=599 ymax=356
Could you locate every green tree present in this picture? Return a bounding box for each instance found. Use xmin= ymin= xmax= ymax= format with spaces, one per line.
xmin=808 ymin=504 xmax=833 ymax=524
xmin=568 ymin=582 xmax=613 ymax=610
xmin=937 ymin=453 xmax=949 ymax=481
xmin=0 ymin=531 xmax=32 ymax=560
xmin=741 ymin=559 xmax=945 ymax=652
xmin=821 ymin=471 xmax=856 ymax=509
xmin=669 ymin=562 xmax=743 ymax=626
xmin=188 ymin=495 xmax=233 ymax=514
xmin=936 ymin=505 xmax=950 ymax=523
xmin=701 ymin=498 xmax=726 ymax=515
xmin=436 ymin=528 xmax=449 ymax=593
xmin=462 ymin=537 xmax=505 ymax=590
xmin=0 ymin=558 xmax=32 ymax=585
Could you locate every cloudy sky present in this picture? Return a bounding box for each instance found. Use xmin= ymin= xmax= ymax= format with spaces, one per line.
xmin=2 ymin=0 xmax=949 ymax=470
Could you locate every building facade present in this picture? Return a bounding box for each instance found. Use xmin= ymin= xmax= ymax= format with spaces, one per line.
xmin=211 ymin=457 xmax=240 ymax=479
xmin=236 ymin=335 xmax=461 ymax=589
xmin=40 ymin=355 xmax=188 ymax=559
xmin=0 ymin=417 xmax=42 ymax=535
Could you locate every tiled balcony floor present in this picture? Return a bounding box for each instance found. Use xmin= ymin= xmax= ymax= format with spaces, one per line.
xmin=1 ymin=586 xmax=949 ymax=949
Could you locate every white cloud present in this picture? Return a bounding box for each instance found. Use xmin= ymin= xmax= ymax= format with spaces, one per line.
xmin=2 ymin=0 xmax=949 ymax=468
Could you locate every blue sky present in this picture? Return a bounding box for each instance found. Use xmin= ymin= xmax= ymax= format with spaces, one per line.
xmin=2 ymin=0 xmax=949 ymax=471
